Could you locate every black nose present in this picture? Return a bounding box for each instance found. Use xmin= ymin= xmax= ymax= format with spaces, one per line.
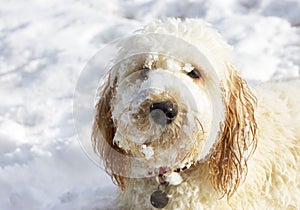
xmin=149 ymin=101 xmax=178 ymax=125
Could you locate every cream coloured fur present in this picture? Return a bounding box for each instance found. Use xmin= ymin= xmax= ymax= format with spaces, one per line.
xmin=92 ymin=19 xmax=300 ymax=209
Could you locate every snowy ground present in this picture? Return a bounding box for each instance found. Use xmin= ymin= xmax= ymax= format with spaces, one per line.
xmin=0 ymin=0 xmax=299 ymax=209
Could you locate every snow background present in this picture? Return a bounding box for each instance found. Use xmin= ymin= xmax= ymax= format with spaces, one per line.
xmin=0 ymin=0 xmax=299 ymax=209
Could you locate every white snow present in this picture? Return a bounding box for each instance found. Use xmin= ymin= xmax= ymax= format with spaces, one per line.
xmin=141 ymin=145 xmax=154 ymax=160
xmin=0 ymin=0 xmax=299 ymax=209
xmin=165 ymin=172 xmax=183 ymax=186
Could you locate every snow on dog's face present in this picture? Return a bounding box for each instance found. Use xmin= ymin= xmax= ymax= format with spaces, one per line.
xmin=111 ymin=54 xmax=212 ymax=167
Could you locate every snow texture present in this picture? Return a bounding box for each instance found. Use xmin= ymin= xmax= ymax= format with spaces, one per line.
xmin=0 ymin=0 xmax=299 ymax=209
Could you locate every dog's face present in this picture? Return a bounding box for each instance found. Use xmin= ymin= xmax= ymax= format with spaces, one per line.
xmin=111 ymin=54 xmax=212 ymax=169
xmin=92 ymin=20 xmax=257 ymax=197
xmin=92 ymin=34 xmax=226 ymax=179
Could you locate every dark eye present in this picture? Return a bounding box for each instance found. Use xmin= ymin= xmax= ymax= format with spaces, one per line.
xmin=187 ymin=68 xmax=201 ymax=79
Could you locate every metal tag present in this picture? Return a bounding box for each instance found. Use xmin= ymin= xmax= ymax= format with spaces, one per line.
xmin=150 ymin=190 xmax=169 ymax=209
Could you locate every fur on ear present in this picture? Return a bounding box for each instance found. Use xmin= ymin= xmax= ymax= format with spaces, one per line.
xmin=92 ymin=75 xmax=127 ymax=190
xmin=209 ymin=64 xmax=258 ymax=198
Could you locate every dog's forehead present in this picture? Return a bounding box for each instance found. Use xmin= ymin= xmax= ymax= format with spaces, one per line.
xmin=111 ymin=34 xmax=219 ymax=79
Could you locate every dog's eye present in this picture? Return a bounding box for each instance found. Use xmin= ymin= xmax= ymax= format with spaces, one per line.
xmin=187 ymin=68 xmax=201 ymax=79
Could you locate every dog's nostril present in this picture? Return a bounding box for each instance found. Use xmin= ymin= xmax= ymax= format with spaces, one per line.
xmin=149 ymin=101 xmax=178 ymax=125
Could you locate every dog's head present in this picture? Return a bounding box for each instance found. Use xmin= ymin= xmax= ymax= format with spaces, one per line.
xmin=92 ymin=19 xmax=257 ymax=197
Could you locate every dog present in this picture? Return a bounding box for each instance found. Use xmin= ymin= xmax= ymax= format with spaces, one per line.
xmin=92 ymin=19 xmax=300 ymax=209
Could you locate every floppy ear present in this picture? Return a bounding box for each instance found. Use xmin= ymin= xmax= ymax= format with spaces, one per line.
xmin=92 ymin=75 xmax=126 ymax=190
xmin=209 ymin=64 xmax=258 ymax=198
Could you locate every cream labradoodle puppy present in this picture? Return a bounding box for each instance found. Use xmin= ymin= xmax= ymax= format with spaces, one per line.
xmin=92 ymin=19 xmax=300 ymax=209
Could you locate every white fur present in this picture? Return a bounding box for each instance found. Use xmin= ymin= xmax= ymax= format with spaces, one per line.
xmin=95 ymin=19 xmax=300 ymax=209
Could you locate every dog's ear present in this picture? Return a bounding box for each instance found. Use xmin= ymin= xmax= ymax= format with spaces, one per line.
xmin=92 ymin=75 xmax=126 ymax=190
xmin=209 ymin=64 xmax=258 ymax=198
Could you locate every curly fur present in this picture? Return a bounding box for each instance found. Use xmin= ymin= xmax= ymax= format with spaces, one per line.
xmin=209 ymin=65 xmax=258 ymax=198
